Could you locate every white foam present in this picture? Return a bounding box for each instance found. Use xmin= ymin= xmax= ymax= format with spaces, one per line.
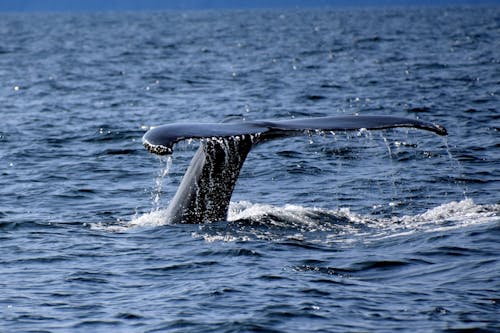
xmin=88 ymin=209 xmax=171 ymax=232
xmin=94 ymin=199 xmax=498 ymax=241
xmin=191 ymin=232 xmax=252 ymax=243
xmin=223 ymin=199 xmax=499 ymax=243
xmin=127 ymin=209 xmax=171 ymax=228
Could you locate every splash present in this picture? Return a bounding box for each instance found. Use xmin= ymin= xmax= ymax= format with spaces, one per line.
xmin=89 ymin=209 xmax=172 ymax=232
xmin=128 ymin=209 xmax=171 ymax=228
xmin=94 ymin=155 xmax=174 ymax=231
xmin=118 ymin=130 xmax=486 ymax=237
xmin=191 ymin=199 xmax=499 ymax=243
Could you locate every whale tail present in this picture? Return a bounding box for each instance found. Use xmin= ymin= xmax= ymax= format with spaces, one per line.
xmin=142 ymin=115 xmax=447 ymax=224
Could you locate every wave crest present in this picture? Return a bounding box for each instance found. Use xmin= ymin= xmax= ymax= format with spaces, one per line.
xmin=193 ymin=199 xmax=499 ymax=243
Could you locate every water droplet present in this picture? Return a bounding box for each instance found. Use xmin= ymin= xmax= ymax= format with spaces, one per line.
xmin=151 ymin=156 xmax=172 ymax=212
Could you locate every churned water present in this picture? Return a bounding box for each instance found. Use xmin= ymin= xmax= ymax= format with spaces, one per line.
xmin=1 ymin=6 xmax=499 ymax=332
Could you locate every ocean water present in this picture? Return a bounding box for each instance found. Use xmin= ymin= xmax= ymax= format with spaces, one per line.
xmin=1 ymin=6 xmax=499 ymax=332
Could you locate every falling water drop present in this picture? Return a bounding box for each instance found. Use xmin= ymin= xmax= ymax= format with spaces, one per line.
xmin=378 ymin=132 xmax=401 ymax=211
xmin=151 ymin=155 xmax=172 ymax=212
xmin=307 ymin=130 xmax=314 ymax=144
xmin=382 ymin=134 xmax=393 ymax=158
xmin=442 ymin=136 xmax=468 ymax=199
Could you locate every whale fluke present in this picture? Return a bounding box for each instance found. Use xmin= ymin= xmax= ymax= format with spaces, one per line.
xmin=142 ymin=115 xmax=447 ymax=224
xmin=143 ymin=115 xmax=446 ymax=156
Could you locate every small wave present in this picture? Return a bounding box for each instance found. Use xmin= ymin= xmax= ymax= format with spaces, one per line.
xmin=90 ymin=209 xmax=172 ymax=232
xmin=395 ymin=199 xmax=498 ymax=229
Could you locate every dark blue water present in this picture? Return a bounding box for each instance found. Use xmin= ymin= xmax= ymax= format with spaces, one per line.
xmin=1 ymin=6 xmax=499 ymax=332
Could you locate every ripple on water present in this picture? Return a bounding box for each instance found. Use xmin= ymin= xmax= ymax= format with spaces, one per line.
xmin=1 ymin=6 xmax=499 ymax=333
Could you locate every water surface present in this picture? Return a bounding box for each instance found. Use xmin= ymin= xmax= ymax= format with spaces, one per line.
xmin=0 ymin=6 xmax=499 ymax=332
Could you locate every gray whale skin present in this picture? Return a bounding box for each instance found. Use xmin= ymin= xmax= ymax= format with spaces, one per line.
xmin=142 ymin=115 xmax=447 ymax=224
